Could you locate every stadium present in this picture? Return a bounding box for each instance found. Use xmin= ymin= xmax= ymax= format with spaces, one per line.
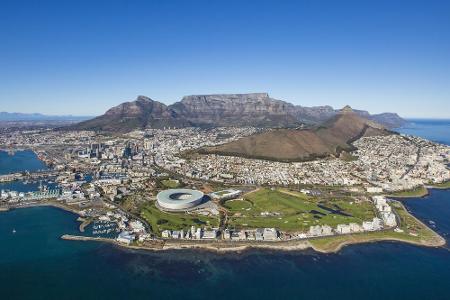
xmin=156 ymin=189 xmax=205 ymax=211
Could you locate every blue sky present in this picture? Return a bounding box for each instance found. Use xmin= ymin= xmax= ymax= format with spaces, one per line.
xmin=1 ymin=0 xmax=449 ymax=117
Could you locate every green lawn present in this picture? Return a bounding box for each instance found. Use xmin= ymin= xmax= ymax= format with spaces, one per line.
xmin=161 ymin=179 xmax=180 ymax=188
xmin=430 ymin=181 xmax=450 ymax=189
xmin=389 ymin=186 xmax=428 ymax=198
xmin=226 ymin=188 xmax=376 ymax=231
xmin=140 ymin=203 xmax=219 ymax=236
xmin=224 ymin=199 xmax=253 ymax=211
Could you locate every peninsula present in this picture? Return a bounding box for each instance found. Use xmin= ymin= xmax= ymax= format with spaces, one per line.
xmin=1 ymin=94 xmax=448 ymax=254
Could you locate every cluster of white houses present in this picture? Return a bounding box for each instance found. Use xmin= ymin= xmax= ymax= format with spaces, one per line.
xmin=308 ymin=218 xmax=383 ymax=238
xmin=161 ymin=226 xmax=279 ymax=241
xmin=307 ymin=196 xmax=397 ymax=238
xmin=161 ymin=226 xmax=219 ymax=240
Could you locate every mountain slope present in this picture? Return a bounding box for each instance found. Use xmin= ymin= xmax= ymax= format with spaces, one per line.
xmin=68 ymin=93 xmax=407 ymax=132
xmin=200 ymin=107 xmax=392 ymax=161
xmin=70 ymin=96 xmax=189 ymax=132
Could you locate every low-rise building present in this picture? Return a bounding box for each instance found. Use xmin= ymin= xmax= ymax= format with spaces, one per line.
xmin=336 ymin=224 xmax=351 ymax=234
xmin=117 ymin=231 xmax=135 ymax=244
xmin=263 ymin=228 xmax=278 ymax=240
xmin=202 ymin=229 xmax=218 ymax=239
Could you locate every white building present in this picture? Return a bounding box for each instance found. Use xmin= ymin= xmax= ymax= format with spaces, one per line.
xmin=129 ymin=220 xmax=146 ymax=233
xmin=202 ymin=229 xmax=217 ymax=239
xmin=117 ymin=231 xmax=135 ymax=245
xmin=367 ymin=187 xmax=383 ymax=193
xmin=263 ymin=228 xmax=278 ymax=240
xmin=381 ymin=212 xmax=397 ymax=227
xmin=349 ymin=223 xmax=363 ymax=233
xmin=336 ymin=224 xmax=351 ymax=234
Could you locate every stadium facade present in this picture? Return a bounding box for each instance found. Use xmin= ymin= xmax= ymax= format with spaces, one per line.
xmin=156 ymin=188 xmax=204 ymax=211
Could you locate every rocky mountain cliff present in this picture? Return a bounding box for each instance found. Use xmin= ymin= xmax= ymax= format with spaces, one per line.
xmin=69 ymin=93 xmax=407 ymax=132
xmin=71 ymin=96 xmax=190 ymax=132
xmin=170 ymin=93 xmax=299 ymax=127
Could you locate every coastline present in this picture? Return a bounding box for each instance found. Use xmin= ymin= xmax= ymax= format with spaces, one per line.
xmin=1 ymin=201 xmax=84 ymax=217
xmin=60 ymin=234 xmax=313 ymax=253
xmin=309 ymin=230 xmax=446 ymax=254
xmin=2 ymin=185 xmax=448 ymax=255
xmin=389 ymin=182 xmax=450 ymax=199
xmin=61 ymin=225 xmax=445 ymax=254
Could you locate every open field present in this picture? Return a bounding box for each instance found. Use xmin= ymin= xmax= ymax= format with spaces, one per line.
xmin=310 ymin=200 xmax=445 ymax=252
xmin=430 ymin=181 xmax=450 ymax=189
xmin=226 ymin=188 xmax=376 ymax=231
xmin=140 ymin=202 xmax=219 ymax=236
xmin=389 ymin=186 xmax=429 ymax=198
xmin=160 ymin=179 xmax=180 ymax=188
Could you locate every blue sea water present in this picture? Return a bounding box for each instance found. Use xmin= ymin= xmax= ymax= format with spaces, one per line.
xmin=0 ymin=149 xmax=55 ymax=193
xmin=0 ymin=149 xmax=48 ymax=175
xmin=398 ymin=119 xmax=450 ymax=145
xmin=0 ymin=120 xmax=449 ymax=300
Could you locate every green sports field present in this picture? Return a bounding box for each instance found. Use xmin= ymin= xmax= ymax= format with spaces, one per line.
xmin=225 ymin=188 xmax=376 ymax=231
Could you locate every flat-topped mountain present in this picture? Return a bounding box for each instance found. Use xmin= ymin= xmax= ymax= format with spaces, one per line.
xmin=69 ymin=93 xmax=407 ymax=132
xmin=201 ymin=107 xmax=392 ymax=162
xmin=170 ymin=93 xmax=300 ymax=127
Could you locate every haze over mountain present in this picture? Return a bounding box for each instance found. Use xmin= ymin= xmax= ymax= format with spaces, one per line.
xmin=69 ymin=93 xmax=406 ymax=132
xmin=0 ymin=112 xmax=92 ymax=122
xmin=201 ymin=106 xmax=392 ymax=162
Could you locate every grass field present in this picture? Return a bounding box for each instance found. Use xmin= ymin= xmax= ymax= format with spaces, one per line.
xmin=140 ymin=203 xmax=219 ymax=236
xmin=226 ymin=188 xmax=376 ymax=231
xmin=160 ymin=179 xmax=180 ymax=188
xmin=389 ymin=186 xmax=428 ymax=198
xmin=429 ymin=181 xmax=450 ymax=189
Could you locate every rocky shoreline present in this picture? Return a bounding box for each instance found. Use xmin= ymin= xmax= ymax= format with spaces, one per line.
xmin=2 ymin=187 xmax=447 ymax=255
xmin=61 ymin=230 xmax=445 ymax=254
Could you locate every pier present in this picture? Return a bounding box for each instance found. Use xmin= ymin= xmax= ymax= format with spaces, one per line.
xmin=0 ymin=170 xmax=60 ymax=183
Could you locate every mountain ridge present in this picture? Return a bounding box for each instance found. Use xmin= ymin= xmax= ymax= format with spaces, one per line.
xmin=69 ymin=93 xmax=407 ymax=132
xmin=200 ymin=107 xmax=392 ymax=162
xmin=0 ymin=112 xmax=92 ymax=122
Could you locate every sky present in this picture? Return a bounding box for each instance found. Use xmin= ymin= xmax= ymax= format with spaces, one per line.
xmin=1 ymin=0 xmax=449 ymax=118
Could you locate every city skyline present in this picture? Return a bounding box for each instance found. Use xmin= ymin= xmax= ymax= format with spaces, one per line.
xmin=1 ymin=0 xmax=449 ymax=118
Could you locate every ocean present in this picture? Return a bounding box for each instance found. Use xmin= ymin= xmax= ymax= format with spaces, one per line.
xmin=0 ymin=149 xmax=48 ymax=175
xmin=0 ymin=120 xmax=449 ymax=300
